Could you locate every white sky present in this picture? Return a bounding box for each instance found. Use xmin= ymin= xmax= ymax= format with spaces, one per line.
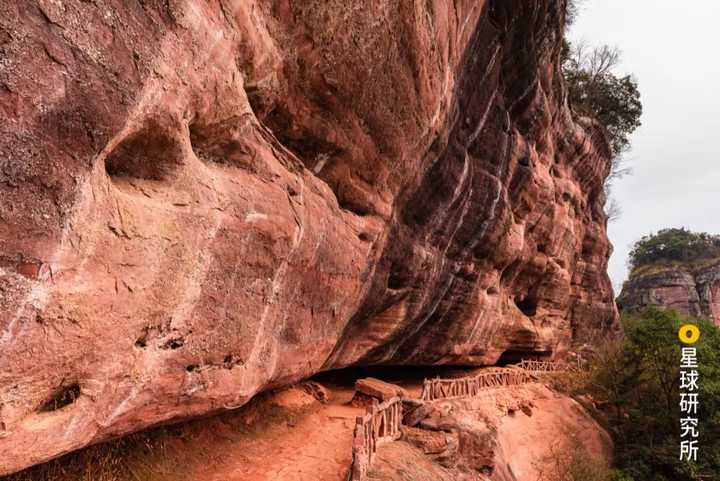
xmin=568 ymin=0 xmax=720 ymax=291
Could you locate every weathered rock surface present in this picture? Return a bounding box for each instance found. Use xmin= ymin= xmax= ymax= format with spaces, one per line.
xmin=0 ymin=0 xmax=617 ymax=473
xmin=370 ymin=385 xmax=612 ymax=481
xmin=617 ymin=261 xmax=720 ymax=324
xmin=355 ymin=378 xmax=408 ymax=401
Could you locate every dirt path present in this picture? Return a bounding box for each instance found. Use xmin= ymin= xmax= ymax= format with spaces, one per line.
xmin=174 ymin=375 xmax=426 ymax=481
xmin=200 ymin=399 xmax=360 ymax=481
xmin=146 ymin=384 xmax=364 ymax=481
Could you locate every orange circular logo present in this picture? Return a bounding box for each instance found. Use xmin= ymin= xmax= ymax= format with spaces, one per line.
xmin=679 ymin=324 xmax=700 ymax=344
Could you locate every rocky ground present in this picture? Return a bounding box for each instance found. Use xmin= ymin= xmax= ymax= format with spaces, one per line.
xmin=2 ymin=370 xmax=610 ymax=481
xmin=372 ymin=383 xmax=610 ymax=481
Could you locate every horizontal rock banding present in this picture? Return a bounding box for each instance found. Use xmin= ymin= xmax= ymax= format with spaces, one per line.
xmin=0 ymin=0 xmax=616 ymax=473
xmin=618 ymin=261 xmax=720 ymax=324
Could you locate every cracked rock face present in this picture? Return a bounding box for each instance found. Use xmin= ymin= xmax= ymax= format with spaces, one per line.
xmin=0 ymin=0 xmax=617 ymax=473
xmin=618 ymin=262 xmax=720 ymax=324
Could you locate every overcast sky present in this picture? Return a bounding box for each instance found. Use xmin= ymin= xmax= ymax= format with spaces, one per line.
xmin=568 ymin=0 xmax=720 ymax=291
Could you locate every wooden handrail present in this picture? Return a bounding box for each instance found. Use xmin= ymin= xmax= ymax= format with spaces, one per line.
xmin=350 ymin=396 xmax=403 ymax=481
xmin=350 ymin=360 xmax=569 ymax=477
xmin=420 ymin=368 xmax=537 ymax=401
xmin=512 ymin=359 xmax=566 ymax=373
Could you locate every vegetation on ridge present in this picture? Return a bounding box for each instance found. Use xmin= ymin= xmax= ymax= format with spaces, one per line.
xmin=628 ymin=228 xmax=720 ymax=272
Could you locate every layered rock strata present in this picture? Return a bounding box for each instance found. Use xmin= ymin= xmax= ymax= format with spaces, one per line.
xmin=618 ymin=261 xmax=720 ymax=324
xmin=0 ymin=0 xmax=616 ymax=473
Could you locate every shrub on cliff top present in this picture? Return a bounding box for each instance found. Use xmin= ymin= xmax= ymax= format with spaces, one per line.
xmin=628 ymin=228 xmax=720 ymax=271
xmin=562 ymin=40 xmax=643 ymax=160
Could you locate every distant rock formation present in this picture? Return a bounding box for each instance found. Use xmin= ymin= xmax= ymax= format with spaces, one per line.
xmin=618 ymin=261 xmax=720 ymax=325
xmin=0 ymin=0 xmax=617 ymax=473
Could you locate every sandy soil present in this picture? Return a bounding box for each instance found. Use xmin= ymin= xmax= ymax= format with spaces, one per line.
xmin=147 ymin=384 xmax=363 ymax=481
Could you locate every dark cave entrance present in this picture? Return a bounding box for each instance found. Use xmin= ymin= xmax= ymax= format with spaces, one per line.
xmin=496 ymin=349 xmax=553 ymax=366
xmin=311 ymin=364 xmax=478 ymax=389
xmin=514 ymin=294 xmax=538 ymax=317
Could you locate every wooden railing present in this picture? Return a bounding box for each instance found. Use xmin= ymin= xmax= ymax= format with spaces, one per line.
xmin=420 ymin=368 xmax=536 ymax=401
xmin=349 ymin=361 xmax=569 ymax=477
xmin=512 ymin=359 xmax=566 ymax=373
xmin=350 ymin=396 xmax=403 ymax=481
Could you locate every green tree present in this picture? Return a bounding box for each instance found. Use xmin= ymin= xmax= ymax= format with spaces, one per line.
xmin=582 ymin=308 xmax=720 ymax=481
xmin=628 ymin=228 xmax=720 ymax=271
xmin=562 ymin=41 xmax=643 ymax=159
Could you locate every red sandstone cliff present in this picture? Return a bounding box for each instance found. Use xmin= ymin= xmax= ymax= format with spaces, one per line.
xmin=0 ymin=0 xmax=617 ymax=473
xmin=618 ymin=261 xmax=720 ymax=325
